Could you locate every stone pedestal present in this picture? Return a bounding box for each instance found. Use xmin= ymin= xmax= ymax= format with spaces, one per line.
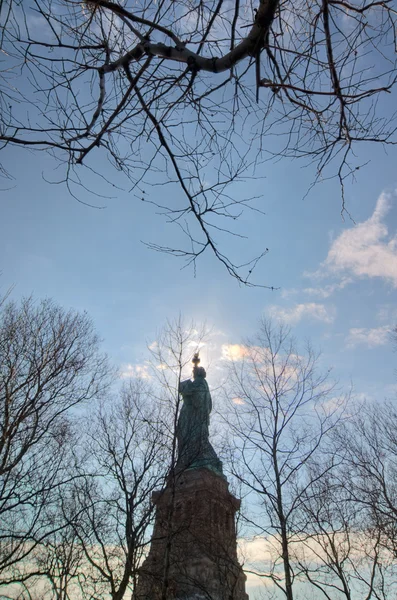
xmin=134 ymin=468 xmax=249 ymax=600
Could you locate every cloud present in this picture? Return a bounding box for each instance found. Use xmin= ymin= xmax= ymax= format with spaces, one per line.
xmin=232 ymin=397 xmax=245 ymax=405
xmin=320 ymin=192 xmax=397 ymax=286
xmin=238 ymin=537 xmax=276 ymax=589
xmin=346 ymin=325 xmax=391 ymax=348
xmin=267 ymin=303 xmax=335 ymax=325
xmin=221 ymin=344 xmax=249 ymax=361
xmin=282 ymin=278 xmax=352 ymax=299
xmin=302 ymin=278 xmax=352 ymax=299
xmin=187 ymin=339 xmax=206 ymax=350
xmin=120 ymin=363 xmax=151 ymax=379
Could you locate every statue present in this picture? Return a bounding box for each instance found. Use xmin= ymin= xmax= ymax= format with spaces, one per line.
xmin=176 ymin=354 xmax=224 ymax=476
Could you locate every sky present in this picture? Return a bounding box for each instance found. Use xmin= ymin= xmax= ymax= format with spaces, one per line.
xmin=2 ymin=39 xmax=397 ymax=597
xmin=2 ymin=135 xmax=397 ymax=404
xmin=3 ymin=139 xmax=397 ymax=597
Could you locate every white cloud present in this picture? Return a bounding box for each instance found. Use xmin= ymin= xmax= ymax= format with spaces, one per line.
xmin=187 ymin=339 xmax=206 ymax=349
xmin=267 ymin=303 xmax=335 ymax=325
xmin=320 ymin=192 xmax=397 ymax=286
xmin=120 ymin=363 xmax=151 ymax=379
xmin=221 ymin=344 xmax=249 ymax=361
xmin=346 ymin=325 xmax=391 ymax=348
xmin=232 ymin=397 xmax=245 ymax=405
xmin=238 ymin=537 xmax=276 ymax=589
xmin=280 ymin=287 xmax=299 ymax=299
xmin=282 ymin=278 xmax=352 ymax=299
xmin=302 ymin=278 xmax=352 ymax=299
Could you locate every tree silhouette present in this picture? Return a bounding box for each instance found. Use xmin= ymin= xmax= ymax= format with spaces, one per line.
xmin=1 ymin=0 xmax=396 ymax=283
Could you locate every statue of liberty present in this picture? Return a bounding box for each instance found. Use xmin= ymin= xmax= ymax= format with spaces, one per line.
xmin=176 ymin=353 xmax=223 ymax=476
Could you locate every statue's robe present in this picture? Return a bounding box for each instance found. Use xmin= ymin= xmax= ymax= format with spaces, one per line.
xmin=176 ymin=376 xmax=223 ymax=476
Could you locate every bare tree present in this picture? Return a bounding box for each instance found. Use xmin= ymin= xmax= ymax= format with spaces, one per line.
xmin=223 ymin=318 xmax=346 ymax=600
xmin=20 ymin=319 xmax=209 ymax=600
xmin=294 ymin=455 xmax=397 ymax=600
xmin=0 ymin=313 xmax=213 ymax=599
xmin=0 ymin=378 xmax=171 ymax=600
xmin=1 ymin=0 xmax=396 ymax=283
xmin=0 ymin=296 xmax=112 ymax=592
xmin=287 ymin=328 xmax=397 ymax=600
xmin=27 ymin=520 xmax=86 ymax=600
xmin=64 ymin=378 xmax=170 ymax=600
xmin=338 ymin=401 xmax=397 ymax=561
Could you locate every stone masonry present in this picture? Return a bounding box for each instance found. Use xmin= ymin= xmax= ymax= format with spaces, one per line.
xmin=134 ymin=467 xmax=249 ymax=600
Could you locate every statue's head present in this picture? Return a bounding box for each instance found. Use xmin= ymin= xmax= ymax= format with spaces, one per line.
xmin=193 ymin=366 xmax=206 ymax=379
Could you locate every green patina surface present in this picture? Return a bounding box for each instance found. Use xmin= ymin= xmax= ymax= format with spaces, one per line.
xmin=176 ymin=368 xmax=224 ymax=477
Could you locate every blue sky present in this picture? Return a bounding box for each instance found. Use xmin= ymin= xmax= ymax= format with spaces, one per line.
xmin=2 ymin=101 xmax=397 ymax=600
xmin=2 ymin=3 xmax=397 ymax=598
xmin=2 ymin=135 xmax=397 ymax=407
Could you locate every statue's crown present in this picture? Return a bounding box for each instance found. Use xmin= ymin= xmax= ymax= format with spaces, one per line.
xmin=192 ymin=353 xmax=206 ymax=378
xmin=192 ymin=352 xmax=200 ymax=367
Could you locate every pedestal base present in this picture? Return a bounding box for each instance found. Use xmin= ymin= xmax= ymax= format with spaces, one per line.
xmin=134 ymin=468 xmax=248 ymax=600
